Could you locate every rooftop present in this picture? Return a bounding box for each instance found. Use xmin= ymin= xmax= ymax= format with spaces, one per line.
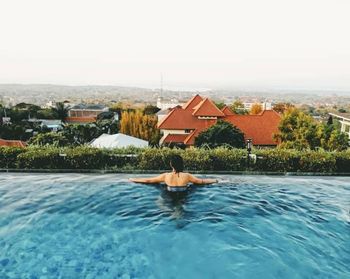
xmin=158 ymin=94 xmax=281 ymax=146
xmin=329 ymin=112 xmax=350 ymax=121
xmin=0 ymin=139 xmax=26 ymax=148
xmin=70 ymin=104 xmax=108 ymax=110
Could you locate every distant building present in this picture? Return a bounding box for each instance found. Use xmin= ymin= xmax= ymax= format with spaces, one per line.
xmin=243 ymin=102 xmax=272 ymax=111
xmin=41 ymin=120 xmax=63 ymax=132
xmin=43 ymin=100 xmax=56 ymax=109
xmin=156 ymin=97 xmax=182 ymax=110
xmin=329 ymin=112 xmax=350 ymax=141
xmin=68 ymin=104 xmax=109 ymax=118
xmin=27 ymin=119 xmax=63 ymax=132
xmin=158 ymin=95 xmax=281 ymax=147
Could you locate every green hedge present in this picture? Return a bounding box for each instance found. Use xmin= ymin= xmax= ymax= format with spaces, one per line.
xmin=0 ymin=147 xmax=26 ymax=168
xmin=0 ymin=146 xmax=350 ymax=173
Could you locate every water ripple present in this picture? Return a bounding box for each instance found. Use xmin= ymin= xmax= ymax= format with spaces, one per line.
xmin=0 ymin=174 xmax=349 ymax=278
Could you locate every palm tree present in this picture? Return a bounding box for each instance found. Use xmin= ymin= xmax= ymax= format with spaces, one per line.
xmin=52 ymin=102 xmax=69 ymax=123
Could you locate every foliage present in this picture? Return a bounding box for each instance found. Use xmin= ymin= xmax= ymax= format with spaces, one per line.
xmin=15 ymin=146 xmax=140 ymax=169
xmin=62 ymin=124 xmax=101 ymax=145
xmin=52 ymin=102 xmax=69 ymax=122
xmin=194 ymin=120 xmax=245 ymax=148
xmin=253 ymin=149 xmax=301 ymax=172
xmin=143 ymin=105 xmax=161 ymax=115
xmin=250 ymin=103 xmax=263 ymax=115
xmin=0 ymin=124 xmax=27 ymax=140
xmin=230 ymin=100 xmax=248 ymax=115
xmin=0 ymin=147 xmax=26 ymax=168
xmin=28 ymin=132 xmax=70 ymax=147
xmin=1 ymin=146 xmax=350 ymax=173
xmin=214 ymin=102 xmax=226 ymax=110
xmin=119 ymin=110 xmax=160 ymax=145
xmin=275 ymin=108 xmax=349 ymax=151
xmin=36 ymin=109 xmax=57 ymax=119
xmin=273 ymin=102 xmax=294 ymax=113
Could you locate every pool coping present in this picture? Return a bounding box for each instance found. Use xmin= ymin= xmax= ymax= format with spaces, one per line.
xmin=1 ymin=168 xmax=350 ymax=176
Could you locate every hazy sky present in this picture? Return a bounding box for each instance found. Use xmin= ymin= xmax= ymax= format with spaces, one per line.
xmin=1 ymin=0 xmax=350 ymax=90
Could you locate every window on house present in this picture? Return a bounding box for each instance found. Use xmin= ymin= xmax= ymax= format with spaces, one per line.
xmin=185 ymin=129 xmax=192 ymax=133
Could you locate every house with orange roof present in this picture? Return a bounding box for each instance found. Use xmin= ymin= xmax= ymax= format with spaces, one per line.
xmin=157 ymin=94 xmax=281 ymax=147
xmin=0 ymin=139 xmax=27 ymax=148
xmin=65 ymin=117 xmax=97 ymax=125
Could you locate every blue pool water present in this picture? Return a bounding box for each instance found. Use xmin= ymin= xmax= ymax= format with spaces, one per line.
xmin=0 ymin=174 xmax=349 ymax=279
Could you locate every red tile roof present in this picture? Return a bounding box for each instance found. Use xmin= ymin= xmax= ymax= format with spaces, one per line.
xmin=192 ymin=98 xmax=225 ymax=117
xmin=66 ymin=117 xmax=96 ymax=123
xmin=225 ymin=110 xmax=281 ymax=145
xmin=158 ymin=106 xmax=217 ymax=130
xmin=183 ymin=94 xmax=203 ymax=110
xmin=158 ymin=95 xmax=282 ymax=146
xmin=163 ymin=134 xmax=189 ymax=143
xmin=0 ymin=139 xmax=27 ymax=148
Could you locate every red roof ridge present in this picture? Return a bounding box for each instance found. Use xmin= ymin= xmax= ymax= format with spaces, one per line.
xmin=192 ymin=98 xmax=225 ymax=117
xmin=157 ymin=107 xmax=178 ymax=129
xmin=182 ymin=94 xmax=203 ymax=110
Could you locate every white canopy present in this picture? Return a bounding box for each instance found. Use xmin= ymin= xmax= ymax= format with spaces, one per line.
xmin=90 ymin=133 xmax=148 ymax=149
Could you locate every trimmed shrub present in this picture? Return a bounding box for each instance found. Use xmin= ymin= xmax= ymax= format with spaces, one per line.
xmin=138 ymin=148 xmax=180 ymax=170
xmin=254 ymin=149 xmax=300 ymax=172
xmin=17 ymin=147 xmax=65 ymax=169
xmin=0 ymin=144 xmax=349 ymax=173
xmin=209 ymin=147 xmax=246 ymax=171
xmin=298 ymin=151 xmax=337 ymax=173
xmin=334 ymin=151 xmax=350 ymax=173
xmin=0 ymin=147 xmax=26 ymax=168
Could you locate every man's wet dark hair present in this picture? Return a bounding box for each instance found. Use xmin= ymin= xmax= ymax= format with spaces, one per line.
xmin=170 ymin=155 xmax=184 ymax=173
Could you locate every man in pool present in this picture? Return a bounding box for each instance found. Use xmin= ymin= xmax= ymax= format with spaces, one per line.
xmin=129 ymin=155 xmax=218 ymax=192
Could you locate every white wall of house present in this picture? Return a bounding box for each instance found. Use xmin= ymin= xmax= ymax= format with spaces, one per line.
xmin=159 ymin=129 xmax=188 ymax=144
xmin=340 ymin=120 xmax=350 ymax=139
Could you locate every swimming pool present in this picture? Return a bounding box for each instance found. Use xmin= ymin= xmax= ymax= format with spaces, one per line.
xmin=0 ymin=174 xmax=349 ymax=278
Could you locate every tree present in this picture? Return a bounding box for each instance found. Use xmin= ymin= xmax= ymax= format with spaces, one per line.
xmin=273 ymin=103 xmax=294 ymax=113
xmin=274 ymin=108 xmax=319 ymax=150
xmin=143 ymin=105 xmax=161 ymax=115
xmin=230 ymin=100 xmax=248 ymax=115
xmin=52 ymin=102 xmax=69 ymax=123
xmin=250 ymin=103 xmax=263 ymax=115
xmin=194 ymin=120 xmax=245 ymax=148
xmin=120 ymin=110 xmax=160 ymax=145
xmin=36 ymin=109 xmax=57 ymax=119
xmin=28 ymin=132 xmax=69 ymax=147
xmin=62 ymin=124 xmax=100 ymax=145
xmin=214 ymin=102 xmax=226 ymax=110
xmin=275 ymin=108 xmax=349 ymax=151
xmin=317 ymin=122 xmax=348 ymax=151
xmin=0 ymin=108 xmax=3 ymax=126
xmin=327 ymin=115 xmax=333 ymax=125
